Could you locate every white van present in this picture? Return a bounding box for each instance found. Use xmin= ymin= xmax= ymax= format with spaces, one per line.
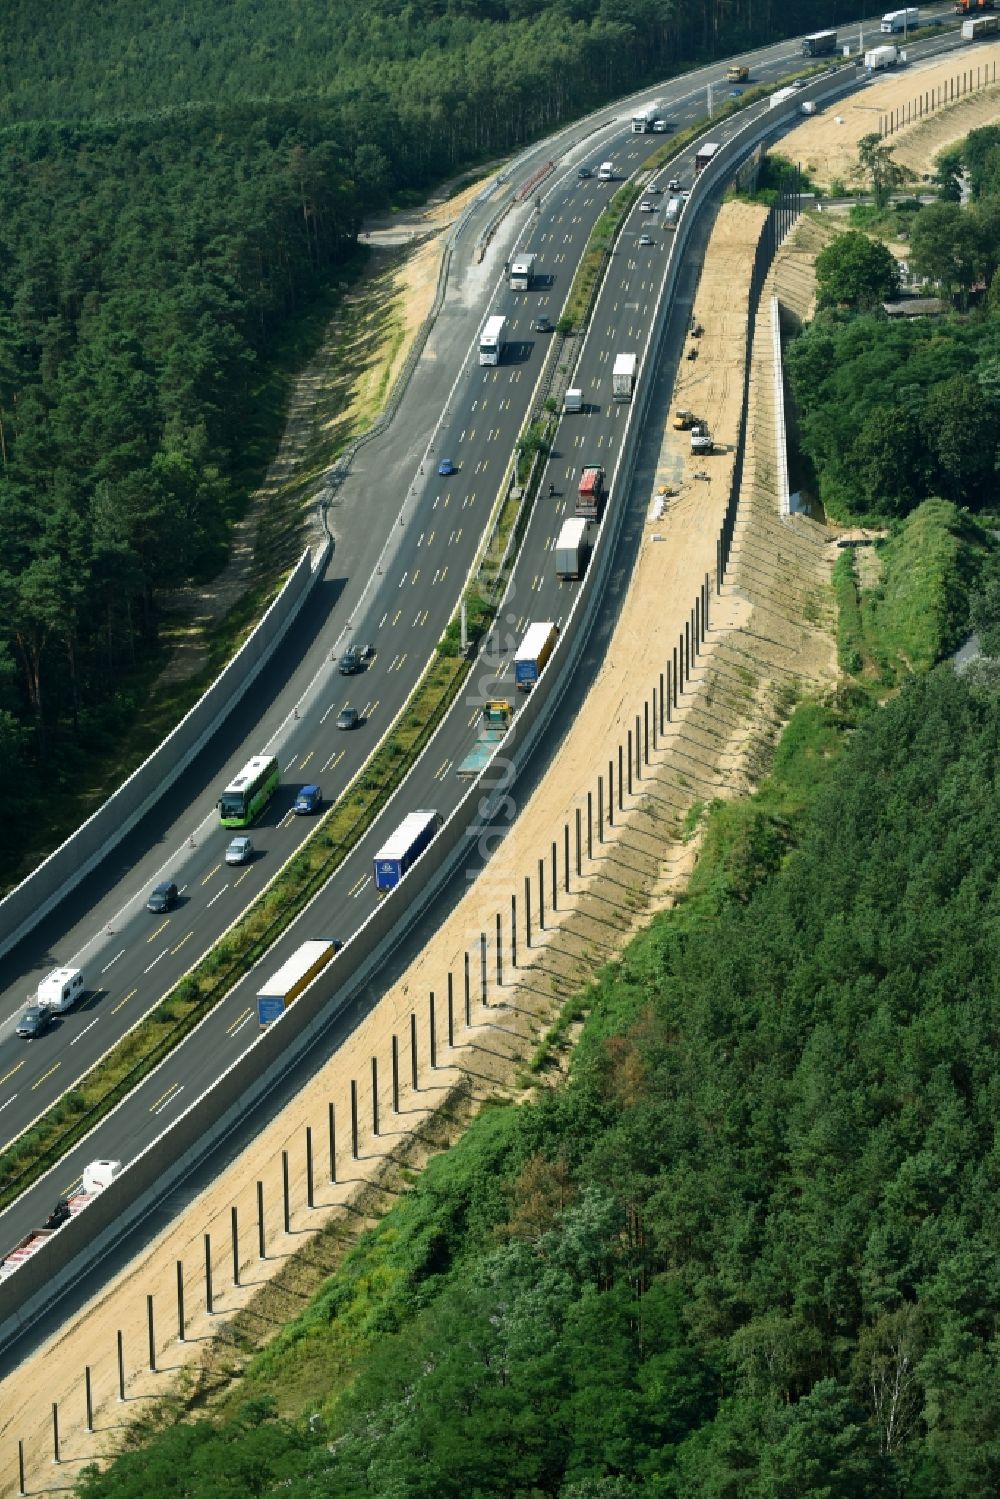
xmin=664 ymin=198 xmax=682 ymax=229
xmin=37 ymin=966 xmax=85 ymax=1013
xmin=598 ymin=161 xmax=614 ymax=181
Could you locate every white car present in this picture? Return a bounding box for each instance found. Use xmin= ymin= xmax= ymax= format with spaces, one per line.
xmin=225 ymin=835 xmax=254 ymax=865
xmin=638 ymin=233 xmax=654 ymax=246
xmin=640 ymin=200 xmax=656 ymax=211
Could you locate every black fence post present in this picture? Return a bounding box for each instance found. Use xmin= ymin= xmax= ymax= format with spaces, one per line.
xmin=597 ymin=777 xmax=604 ymax=843
xmin=117 ymin=1329 xmax=125 ymax=1403
xmin=176 ymin=1259 xmax=186 ymax=1342
xmin=447 ymin=979 xmax=455 ymax=1046
xmin=52 ymin=1403 xmax=59 ymax=1466
xmin=465 ymin=950 xmax=471 ymax=1020
xmin=205 ymin=1232 xmax=213 ymax=1316
xmin=18 ymin=1439 xmax=25 ymax=1496
xmin=525 ymin=873 xmax=532 ymax=947
xmin=372 ymin=1057 xmax=381 ymax=1132
xmin=496 ymin=911 xmax=503 ymax=987
xmin=232 ymin=1204 xmax=241 ymax=1286
xmin=85 ymin=1364 xmax=94 ymax=1433
xmin=258 ymin=1178 xmax=267 ymax=1255
xmin=306 ymin=1126 xmax=315 ymax=1206
xmin=282 ymin=1149 xmax=291 ymax=1231
xmin=428 ymin=994 xmax=437 ymax=1069
xmin=608 ymin=759 xmax=614 ymax=827
xmin=551 ymin=839 xmax=557 ymax=912
xmin=410 ymin=1013 xmax=418 ymax=1089
xmin=328 ymin=1106 xmax=337 ymax=1185
xmin=481 ymin=932 xmax=488 ymax=1003
xmin=511 ymin=893 xmax=517 ymax=968
xmin=538 ymin=856 xmax=545 ymax=930
xmin=147 ymin=1296 xmax=156 ymax=1373
xmin=351 ymin=1082 xmax=359 ymax=1158
xmin=392 ymin=1036 xmax=400 ymax=1111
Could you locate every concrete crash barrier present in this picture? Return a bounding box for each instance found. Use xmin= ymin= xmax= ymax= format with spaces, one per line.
xmin=0 ymin=540 xmax=331 ymax=963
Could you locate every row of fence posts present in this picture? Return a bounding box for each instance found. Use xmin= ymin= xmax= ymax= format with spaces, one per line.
xmin=880 ymin=60 xmax=997 ymax=138
xmin=13 ymin=566 xmax=720 ymax=1491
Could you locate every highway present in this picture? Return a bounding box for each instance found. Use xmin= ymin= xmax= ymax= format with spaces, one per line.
xmin=0 ymin=13 xmax=962 ymax=1272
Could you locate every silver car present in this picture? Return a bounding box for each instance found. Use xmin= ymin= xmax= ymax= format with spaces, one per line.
xmin=225 ymin=836 xmax=254 ymax=865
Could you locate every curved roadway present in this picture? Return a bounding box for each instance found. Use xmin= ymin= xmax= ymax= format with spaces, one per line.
xmin=0 ymin=11 xmax=962 ymax=1259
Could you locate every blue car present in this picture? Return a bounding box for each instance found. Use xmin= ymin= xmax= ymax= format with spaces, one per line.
xmin=437 ymin=458 xmax=457 ymax=476
xmin=293 ymin=784 xmax=323 ymax=814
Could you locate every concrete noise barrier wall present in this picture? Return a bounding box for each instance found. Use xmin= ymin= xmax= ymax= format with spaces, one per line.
xmin=0 ymin=541 xmax=331 ymax=964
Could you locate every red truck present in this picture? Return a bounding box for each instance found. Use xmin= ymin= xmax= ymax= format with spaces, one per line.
xmin=576 ymin=465 xmax=606 ymax=521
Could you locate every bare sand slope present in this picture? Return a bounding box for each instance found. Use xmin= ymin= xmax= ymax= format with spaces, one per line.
xmin=786 ymin=43 xmax=1000 ymax=188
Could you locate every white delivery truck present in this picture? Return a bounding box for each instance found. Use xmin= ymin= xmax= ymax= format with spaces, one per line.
xmin=598 ymin=161 xmax=615 ymax=181
xmin=881 ymin=7 xmax=917 ymax=32
xmin=479 ymin=314 xmax=507 ymax=366
xmin=865 ymin=44 xmax=899 ymax=68
xmin=563 ymin=388 xmax=583 ymax=414
xmin=509 ymin=253 xmax=536 ymax=290
xmin=612 ymin=353 xmax=637 ymax=400
xmin=664 ymin=197 xmax=682 ymax=228
xmin=555 ymin=518 xmax=590 ymax=581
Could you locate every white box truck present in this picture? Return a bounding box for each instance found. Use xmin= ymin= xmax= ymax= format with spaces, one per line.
xmin=612 ymin=353 xmax=637 ymax=400
xmin=881 ymin=7 xmax=917 ymax=32
xmin=865 ymin=44 xmax=899 ymax=68
xmin=555 ymin=518 xmax=589 ymax=581
xmin=563 ymin=388 xmax=583 ymax=414
xmin=509 ymin=253 xmax=536 ymax=290
xmin=664 ymin=197 xmax=682 ymax=228
xmin=598 ymin=161 xmax=615 ymax=181
xmin=963 ymin=14 xmax=999 ymax=38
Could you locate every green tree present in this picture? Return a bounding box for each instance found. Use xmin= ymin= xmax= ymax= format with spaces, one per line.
xmin=815 ymin=230 xmax=900 ymax=310
xmin=855 ymin=133 xmax=911 ymax=209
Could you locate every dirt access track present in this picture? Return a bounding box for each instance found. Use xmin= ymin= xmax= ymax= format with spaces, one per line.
xmin=11 ymin=59 xmax=982 ymax=1482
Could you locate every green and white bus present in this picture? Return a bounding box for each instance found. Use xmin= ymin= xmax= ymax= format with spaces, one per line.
xmin=218 ymin=754 xmax=280 ymax=827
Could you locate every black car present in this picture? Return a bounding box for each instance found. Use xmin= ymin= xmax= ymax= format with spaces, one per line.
xmin=146 ymin=880 xmax=179 ymax=913
xmin=336 ymin=708 xmax=360 ymax=730
xmin=338 ymin=645 xmax=363 ymax=676
xmin=532 ymin=315 xmax=552 ymax=333
xmin=17 ymin=1005 xmax=52 ymax=1039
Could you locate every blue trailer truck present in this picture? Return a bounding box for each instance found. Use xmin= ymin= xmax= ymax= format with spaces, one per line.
xmin=256 ymin=940 xmax=340 ymax=1028
xmin=513 ymin=622 xmax=559 ymax=692
xmin=374 ymin=809 xmax=443 ymax=894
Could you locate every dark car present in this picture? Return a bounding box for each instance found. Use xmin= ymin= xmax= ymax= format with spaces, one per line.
xmin=578 ymin=165 xmax=593 ymax=178
xmin=338 ymin=645 xmax=363 ymax=675
xmin=293 ymin=783 xmax=323 ymax=814
xmin=336 ymin=707 xmax=360 ymax=731
xmin=532 ymin=315 xmax=552 ymax=333
xmin=146 ymin=880 xmax=179 ymax=914
xmin=17 ymin=1005 xmax=52 ymax=1039
xmin=437 ymin=458 xmax=457 ymax=476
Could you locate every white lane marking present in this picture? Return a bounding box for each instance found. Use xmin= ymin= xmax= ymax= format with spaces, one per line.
xmin=70 ymin=1017 xmax=100 ymax=1047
